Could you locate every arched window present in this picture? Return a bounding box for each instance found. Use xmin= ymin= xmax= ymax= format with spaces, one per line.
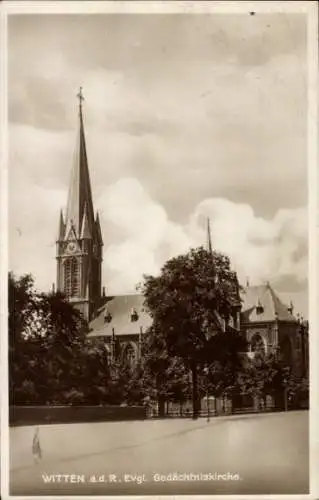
xmin=250 ymin=333 xmax=266 ymax=355
xmin=64 ymin=258 xmax=80 ymax=298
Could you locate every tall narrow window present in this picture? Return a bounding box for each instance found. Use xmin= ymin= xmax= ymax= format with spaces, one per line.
xmin=123 ymin=343 xmax=137 ymax=369
xmin=71 ymin=258 xmax=79 ymax=296
xmin=64 ymin=258 xmax=80 ymax=297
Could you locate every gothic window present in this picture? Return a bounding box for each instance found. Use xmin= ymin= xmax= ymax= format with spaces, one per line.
xmin=123 ymin=343 xmax=137 ymax=369
xmin=64 ymin=257 xmax=80 ymax=298
xmin=250 ymin=333 xmax=266 ymax=355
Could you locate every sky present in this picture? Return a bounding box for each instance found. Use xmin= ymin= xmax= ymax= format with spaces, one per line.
xmin=8 ymin=12 xmax=309 ymax=317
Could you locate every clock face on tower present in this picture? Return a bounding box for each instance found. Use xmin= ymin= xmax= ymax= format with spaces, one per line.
xmin=66 ymin=242 xmax=77 ymax=254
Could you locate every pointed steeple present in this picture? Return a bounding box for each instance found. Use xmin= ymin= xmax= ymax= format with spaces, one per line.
xmin=55 ymin=89 xmax=103 ymax=321
xmin=80 ymin=202 xmax=91 ymax=239
xmin=206 ymin=217 xmax=213 ymax=254
xmin=57 ymin=209 xmax=65 ymax=241
xmin=95 ymin=211 xmax=103 ymax=246
xmin=65 ymin=87 xmax=95 ymax=239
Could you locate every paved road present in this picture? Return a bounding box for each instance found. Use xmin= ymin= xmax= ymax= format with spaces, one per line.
xmin=10 ymin=411 xmax=309 ymax=495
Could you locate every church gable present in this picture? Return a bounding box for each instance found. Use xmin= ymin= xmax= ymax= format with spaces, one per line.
xmin=64 ymin=223 xmax=78 ymax=244
xmin=240 ymin=284 xmax=295 ymax=324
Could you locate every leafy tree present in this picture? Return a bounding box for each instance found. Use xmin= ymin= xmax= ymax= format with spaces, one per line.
xmin=33 ymin=291 xmax=89 ymax=404
xmin=237 ymin=351 xmax=298 ymax=411
xmin=292 ymin=377 xmax=309 ymax=409
xmin=106 ymin=355 xmax=136 ymax=405
xmin=9 ymin=272 xmax=109 ymax=406
xmin=207 ymin=329 xmax=247 ymax=399
xmin=76 ymin=342 xmax=113 ymax=405
xmin=139 ymin=327 xmax=191 ymax=416
xmin=9 ymin=272 xmax=43 ymax=404
xmin=10 ymin=272 xmax=150 ymax=408
xmin=238 ymin=352 xmax=275 ymax=409
xmin=197 ymin=329 xmax=247 ymax=415
xmin=140 ymin=246 xmax=242 ymax=419
xmin=125 ymin=362 xmax=147 ymax=405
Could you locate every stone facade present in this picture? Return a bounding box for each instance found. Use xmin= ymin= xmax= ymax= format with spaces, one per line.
xmin=240 ymin=284 xmax=308 ymax=377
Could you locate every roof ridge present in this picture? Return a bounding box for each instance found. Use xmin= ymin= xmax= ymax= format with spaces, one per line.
xmin=240 ymin=282 xmax=296 ymax=322
xmin=268 ymin=285 xmax=291 ymax=313
xmin=266 ymin=284 xmax=278 ymax=319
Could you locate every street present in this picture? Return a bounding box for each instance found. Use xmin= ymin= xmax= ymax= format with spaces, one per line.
xmin=10 ymin=410 xmax=309 ymax=495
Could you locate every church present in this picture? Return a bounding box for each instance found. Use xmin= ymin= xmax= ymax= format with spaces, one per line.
xmin=55 ymin=91 xmax=308 ymax=378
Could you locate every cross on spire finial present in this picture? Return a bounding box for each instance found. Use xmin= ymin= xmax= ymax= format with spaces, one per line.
xmin=77 ymin=87 xmax=84 ymax=112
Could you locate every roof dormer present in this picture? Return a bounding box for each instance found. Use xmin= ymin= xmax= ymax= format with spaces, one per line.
xmin=130 ymin=308 xmax=139 ymax=322
xmin=256 ymin=299 xmax=264 ymax=315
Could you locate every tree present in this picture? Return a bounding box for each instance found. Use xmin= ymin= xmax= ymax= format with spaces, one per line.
xmin=9 ymin=272 xmax=44 ymax=404
xmin=238 ymin=351 xmax=298 ymax=411
xmin=140 ymin=246 xmax=242 ymax=419
xmin=33 ymin=290 xmax=90 ymax=404
xmin=292 ymin=377 xmax=309 ymax=409
xmin=106 ymin=355 xmax=138 ymax=405
xmin=124 ymin=361 xmax=149 ymax=406
xmin=139 ymin=327 xmax=191 ymax=417
xmin=75 ymin=342 xmax=113 ymax=405
xmin=207 ymin=328 xmax=247 ymax=402
xmin=9 ymin=272 xmax=109 ymax=406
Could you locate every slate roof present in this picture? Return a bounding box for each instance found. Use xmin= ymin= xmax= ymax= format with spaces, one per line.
xmin=64 ymin=103 xmax=95 ymax=240
xmin=59 ymin=97 xmax=102 ymax=246
xmin=87 ymin=284 xmax=296 ymax=339
xmin=87 ymin=294 xmax=152 ymax=338
xmin=240 ymin=284 xmax=295 ymax=323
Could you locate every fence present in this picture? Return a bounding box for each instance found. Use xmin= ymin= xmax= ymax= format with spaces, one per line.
xmin=148 ymin=392 xmax=308 ymax=418
xmin=10 ymin=405 xmax=147 ymax=427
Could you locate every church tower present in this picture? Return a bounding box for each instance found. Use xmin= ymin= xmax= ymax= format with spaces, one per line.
xmin=56 ymin=88 xmax=103 ymax=321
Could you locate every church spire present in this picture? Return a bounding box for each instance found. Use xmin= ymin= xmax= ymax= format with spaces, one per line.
xmin=64 ymin=87 xmax=95 ymax=239
xmin=56 ymin=89 xmax=103 ymax=321
xmin=206 ymin=217 xmax=213 ymax=254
